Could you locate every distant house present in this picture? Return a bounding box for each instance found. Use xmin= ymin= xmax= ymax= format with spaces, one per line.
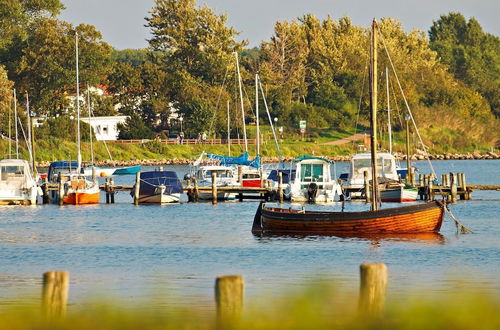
xmin=80 ymin=116 xmax=128 ymax=141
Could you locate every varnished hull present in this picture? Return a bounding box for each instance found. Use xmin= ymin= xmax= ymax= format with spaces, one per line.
xmin=63 ymin=192 xmax=100 ymax=205
xmin=253 ymin=201 xmax=444 ymax=235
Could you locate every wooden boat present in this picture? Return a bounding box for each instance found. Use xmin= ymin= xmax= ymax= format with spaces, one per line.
xmin=132 ymin=170 xmax=183 ymax=204
xmin=252 ymin=201 xmax=444 ymax=235
xmin=251 ymin=19 xmax=445 ymax=236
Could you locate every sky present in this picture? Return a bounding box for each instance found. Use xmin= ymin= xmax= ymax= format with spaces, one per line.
xmin=59 ymin=0 xmax=499 ymax=50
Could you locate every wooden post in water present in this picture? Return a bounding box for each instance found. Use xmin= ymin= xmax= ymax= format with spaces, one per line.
xmin=429 ymin=176 xmax=434 ymax=200
xmin=42 ymin=176 xmax=49 ymax=204
xmin=364 ymin=170 xmax=371 ymax=203
xmin=441 ymin=174 xmax=446 ymax=188
xmin=359 ymin=263 xmax=387 ymax=316
xmin=42 ymin=271 xmax=69 ymax=318
xmin=92 ymin=166 xmax=97 ymax=183
xmin=105 ymin=178 xmax=110 ymax=204
xmin=410 ymin=167 xmax=416 ymax=186
xmin=110 ymin=177 xmax=115 ymax=203
xmin=58 ymin=175 xmax=64 ymax=206
xmin=215 ymin=275 xmax=244 ymax=325
xmin=212 ymin=171 xmax=218 ymax=204
xmin=193 ymin=177 xmax=199 ymax=202
xmin=444 ymin=174 xmax=450 ymax=187
xmin=278 ymin=171 xmax=284 ymax=203
xmin=459 ymin=173 xmax=467 ymax=200
xmin=450 ymin=172 xmax=457 ymax=203
xmin=238 ymin=166 xmax=243 ymax=186
xmin=134 ymin=171 xmax=140 ymax=205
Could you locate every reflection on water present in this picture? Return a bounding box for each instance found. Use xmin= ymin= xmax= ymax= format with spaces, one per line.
xmin=0 ymin=160 xmax=499 ymax=309
xmin=256 ymin=232 xmax=446 ymax=246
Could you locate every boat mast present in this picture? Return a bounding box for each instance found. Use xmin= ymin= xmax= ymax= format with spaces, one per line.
xmin=227 ymin=100 xmax=231 ymax=156
xmin=369 ymin=19 xmax=379 ymax=211
xmin=255 ymin=73 xmax=260 ymax=157
xmin=258 ymin=76 xmax=283 ymax=163
xmin=8 ymin=91 xmax=11 ymax=156
xmin=75 ymin=32 xmax=82 ymax=172
xmin=14 ymin=89 xmax=19 ymax=158
xmin=386 ymin=66 xmax=392 ymax=154
xmin=234 ymin=52 xmax=248 ymax=153
xmin=25 ymin=93 xmax=33 ymax=170
xmin=87 ymin=84 xmax=94 ymax=165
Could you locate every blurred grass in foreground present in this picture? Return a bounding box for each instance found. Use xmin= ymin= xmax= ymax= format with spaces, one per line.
xmin=1 ymin=283 xmax=499 ymax=330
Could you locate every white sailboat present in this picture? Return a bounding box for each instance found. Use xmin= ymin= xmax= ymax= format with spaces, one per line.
xmin=0 ymin=90 xmax=39 ymax=205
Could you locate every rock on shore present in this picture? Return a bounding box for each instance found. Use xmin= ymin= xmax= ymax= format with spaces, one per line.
xmin=35 ymin=152 xmax=498 ymax=168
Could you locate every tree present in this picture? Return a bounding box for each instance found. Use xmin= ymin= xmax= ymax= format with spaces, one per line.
xmin=117 ymin=113 xmax=155 ymax=140
xmin=429 ymin=13 xmax=500 ymax=117
xmin=0 ymin=66 xmax=14 ymax=137
xmin=145 ymin=0 xmax=246 ymax=130
xmin=0 ymin=0 xmax=64 ymax=51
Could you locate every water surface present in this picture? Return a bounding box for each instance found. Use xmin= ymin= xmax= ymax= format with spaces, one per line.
xmin=0 ymin=160 xmax=499 ymax=310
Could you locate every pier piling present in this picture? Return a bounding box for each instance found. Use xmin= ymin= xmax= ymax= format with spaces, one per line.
xmin=134 ymin=172 xmax=140 ymax=205
xmin=215 ymin=275 xmax=244 ymax=325
xmin=359 ymin=263 xmax=387 ymax=316
xmin=42 ymin=271 xmax=69 ymax=318
xmin=212 ymin=172 xmax=218 ymax=204
xmin=278 ymin=171 xmax=284 ymax=203
xmin=364 ymin=170 xmax=370 ymax=203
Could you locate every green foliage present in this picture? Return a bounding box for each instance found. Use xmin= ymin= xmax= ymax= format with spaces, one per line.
xmin=0 ymin=66 xmax=14 ymax=135
xmin=429 ymin=12 xmax=500 ymax=117
xmin=36 ymin=116 xmax=91 ymax=141
xmin=117 ymin=113 xmax=155 ymax=140
xmin=112 ymin=48 xmax=148 ymax=67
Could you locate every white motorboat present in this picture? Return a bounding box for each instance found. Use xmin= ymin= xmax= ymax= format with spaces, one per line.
xmin=0 ymin=159 xmax=39 ymax=205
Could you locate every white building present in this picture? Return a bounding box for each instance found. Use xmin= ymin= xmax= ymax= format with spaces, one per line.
xmin=80 ymin=116 xmax=128 ymax=141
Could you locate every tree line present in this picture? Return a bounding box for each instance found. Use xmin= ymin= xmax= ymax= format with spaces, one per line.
xmin=0 ymin=0 xmax=498 ymax=145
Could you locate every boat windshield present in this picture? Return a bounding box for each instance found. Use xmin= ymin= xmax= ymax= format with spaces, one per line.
xmin=352 ymin=157 xmax=395 ymax=177
xmin=300 ymin=164 xmax=323 ymax=182
xmin=0 ymin=165 xmax=25 ymax=180
xmin=202 ymin=170 xmax=232 ymax=178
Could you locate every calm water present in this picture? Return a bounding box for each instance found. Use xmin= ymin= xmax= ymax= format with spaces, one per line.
xmin=0 ymin=160 xmax=499 ymax=310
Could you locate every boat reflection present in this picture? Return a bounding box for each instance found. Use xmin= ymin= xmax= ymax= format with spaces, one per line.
xmin=254 ymin=232 xmax=446 ymax=245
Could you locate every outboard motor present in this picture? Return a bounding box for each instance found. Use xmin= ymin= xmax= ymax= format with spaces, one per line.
xmin=307 ymin=182 xmax=318 ymax=203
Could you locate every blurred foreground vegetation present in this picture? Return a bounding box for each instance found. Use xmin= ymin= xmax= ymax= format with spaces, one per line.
xmin=1 ymin=284 xmax=498 ymax=330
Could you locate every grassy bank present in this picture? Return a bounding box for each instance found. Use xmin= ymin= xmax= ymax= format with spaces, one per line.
xmin=1 ymin=284 xmax=498 ymax=329
xmin=0 ymin=125 xmax=496 ymax=163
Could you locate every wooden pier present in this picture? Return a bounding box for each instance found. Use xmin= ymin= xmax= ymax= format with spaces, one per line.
xmin=39 ymin=170 xmax=498 ymax=205
xmin=39 ymin=174 xmax=282 ymax=204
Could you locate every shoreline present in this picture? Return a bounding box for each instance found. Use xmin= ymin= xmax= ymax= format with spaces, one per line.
xmin=35 ymin=151 xmax=499 ymax=167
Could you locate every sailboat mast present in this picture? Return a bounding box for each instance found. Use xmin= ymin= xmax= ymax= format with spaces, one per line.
xmin=25 ymin=93 xmax=33 ymax=168
xmin=14 ymin=89 xmax=19 ymax=158
xmin=75 ymin=32 xmax=82 ymax=172
xmin=8 ymin=91 xmax=11 ymax=156
xmin=255 ymin=73 xmax=260 ymax=157
xmin=369 ymin=19 xmax=379 ymax=211
xmin=87 ymin=85 xmax=94 ymax=165
xmin=227 ymin=100 xmax=231 ymax=156
xmin=386 ymin=67 xmax=392 ymax=154
xmin=234 ymin=52 xmax=248 ymax=152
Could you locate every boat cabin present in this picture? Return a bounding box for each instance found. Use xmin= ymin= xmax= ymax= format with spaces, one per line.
xmin=347 ymin=153 xmax=399 ymax=187
xmin=294 ymin=155 xmax=334 ymax=189
xmin=0 ymin=159 xmax=38 ymax=205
